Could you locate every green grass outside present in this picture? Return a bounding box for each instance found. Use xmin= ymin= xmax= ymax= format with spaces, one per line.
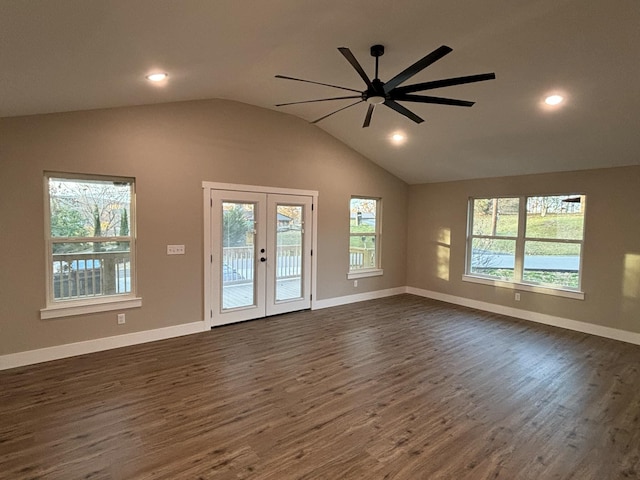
xmin=278 ymin=224 xmax=377 ymax=248
xmin=473 ymin=213 xmax=583 ymax=255
xmin=277 ymin=230 xmax=303 ymax=246
xmin=350 ymin=224 xmax=376 ymax=248
xmin=474 ymin=268 xmax=580 ymax=289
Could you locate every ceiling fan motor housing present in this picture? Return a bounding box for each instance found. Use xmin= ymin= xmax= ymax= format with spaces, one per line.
xmin=370 ymin=44 xmax=385 ymax=57
xmin=365 ymin=79 xmax=387 ymax=104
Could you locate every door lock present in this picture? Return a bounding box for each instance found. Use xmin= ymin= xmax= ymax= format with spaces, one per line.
xmin=260 ymin=257 xmax=267 ymax=262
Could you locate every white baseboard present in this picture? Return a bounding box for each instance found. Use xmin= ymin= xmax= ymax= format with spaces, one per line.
xmin=0 ymin=321 xmax=207 ymax=371
xmin=407 ymin=286 xmax=640 ymax=346
xmin=5 ymin=286 xmax=638 ymax=371
xmin=3 ymin=288 xmax=405 ymax=371
xmin=313 ymin=287 xmax=407 ymax=310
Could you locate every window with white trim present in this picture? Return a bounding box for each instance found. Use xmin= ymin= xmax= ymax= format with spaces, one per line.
xmin=348 ymin=197 xmax=382 ymax=278
xmin=466 ymin=194 xmax=586 ymax=293
xmin=43 ymin=173 xmax=138 ymax=316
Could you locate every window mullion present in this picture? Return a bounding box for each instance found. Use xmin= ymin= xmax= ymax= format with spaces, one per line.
xmin=523 ymin=237 xmax=581 ymax=245
xmin=51 ymin=236 xmax=127 ymax=243
xmin=466 ymin=198 xmax=474 ymax=275
xmin=514 ymin=196 xmax=526 ymax=283
xmin=471 ymin=234 xmax=518 ymax=241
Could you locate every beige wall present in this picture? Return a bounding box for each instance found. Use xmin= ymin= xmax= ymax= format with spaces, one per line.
xmin=407 ymin=166 xmax=640 ymax=334
xmin=4 ymin=97 xmax=637 ymax=358
xmin=0 ymin=99 xmax=408 ymax=355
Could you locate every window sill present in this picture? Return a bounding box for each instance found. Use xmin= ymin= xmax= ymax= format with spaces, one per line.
xmin=347 ymin=269 xmax=383 ymax=280
xmin=462 ymin=275 xmax=584 ymax=300
xmin=41 ymin=296 xmax=143 ymax=319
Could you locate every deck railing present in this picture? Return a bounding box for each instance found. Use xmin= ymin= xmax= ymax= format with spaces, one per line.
xmin=223 ymin=245 xmax=376 ymax=279
xmin=349 ymin=247 xmax=376 ymax=270
xmin=223 ymin=245 xmax=304 ymax=281
xmin=52 ymin=251 xmax=131 ymax=300
xmin=54 ymin=245 xmax=377 ymax=300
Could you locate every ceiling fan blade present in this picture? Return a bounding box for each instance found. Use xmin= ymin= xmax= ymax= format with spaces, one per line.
xmin=276 ymin=95 xmax=361 ymax=107
xmin=383 ymin=100 xmax=424 ymax=124
xmin=363 ymin=104 xmax=375 ymax=128
xmin=275 ymin=75 xmax=362 ymax=93
xmin=394 ymin=73 xmax=496 ymax=94
xmin=311 ymin=100 xmax=363 ymax=124
xmin=338 ymin=47 xmax=374 ymax=89
xmin=384 ymin=45 xmax=453 ymax=93
xmin=392 ymin=94 xmax=475 ymax=107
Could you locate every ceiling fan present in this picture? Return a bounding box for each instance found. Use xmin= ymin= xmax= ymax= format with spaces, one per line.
xmin=275 ymin=44 xmax=495 ymax=128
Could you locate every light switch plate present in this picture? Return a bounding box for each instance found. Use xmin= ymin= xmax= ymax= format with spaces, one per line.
xmin=167 ymin=244 xmax=185 ymax=255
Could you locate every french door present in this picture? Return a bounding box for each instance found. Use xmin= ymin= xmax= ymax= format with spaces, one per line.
xmin=207 ymin=187 xmax=314 ymax=326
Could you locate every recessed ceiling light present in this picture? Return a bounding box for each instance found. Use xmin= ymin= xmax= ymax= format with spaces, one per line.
xmin=391 ymin=132 xmax=406 ymax=145
xmin=146 ymin=72 xmax=168 ymax=82
xmin=544 ymin=94 xmax=564 ymax=106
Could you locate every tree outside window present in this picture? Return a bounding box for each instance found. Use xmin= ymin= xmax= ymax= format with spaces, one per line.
xmin=45 ymin=173 xmax=136 ymax=303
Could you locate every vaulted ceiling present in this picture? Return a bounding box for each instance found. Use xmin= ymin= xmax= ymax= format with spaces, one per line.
xmin=2 ymin=0 xmax=639 ymax=184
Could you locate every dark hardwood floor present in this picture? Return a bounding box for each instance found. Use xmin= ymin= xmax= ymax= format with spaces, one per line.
xmin=2 ymin=294 xmax=640 ymax=479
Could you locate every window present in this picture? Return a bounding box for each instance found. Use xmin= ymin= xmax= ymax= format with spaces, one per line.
xmin=466 ymin=194 xmax=586 ymax=298
xmin=348 ymin=197 xmax=382 ymax=278
xmin=42 ymin=173 xmax=140 ymax=318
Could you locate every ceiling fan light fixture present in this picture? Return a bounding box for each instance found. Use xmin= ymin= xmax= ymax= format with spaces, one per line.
xmin=367 ymin=95 xmax=385 ymax=105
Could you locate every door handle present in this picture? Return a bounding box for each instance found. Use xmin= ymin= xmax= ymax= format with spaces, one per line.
xmin=260 ymin=257 xmax=267 ymax=262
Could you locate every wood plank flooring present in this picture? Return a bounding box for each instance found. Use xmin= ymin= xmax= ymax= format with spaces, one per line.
xmin=2 ymin=294 xmax=640 ymax=479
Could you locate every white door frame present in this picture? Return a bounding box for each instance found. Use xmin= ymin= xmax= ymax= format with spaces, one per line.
xmin=202 ymin=181 xmax=318 ymax=329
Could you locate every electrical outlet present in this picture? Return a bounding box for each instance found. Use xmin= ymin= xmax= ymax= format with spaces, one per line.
xmin=515 ymin=292 xmax=521 ymax=301
xmin=354 ymin=280 xmax=358 ymax=287
xmin=167 ymin=244 xmax=185 ymax=255
xmin=117 ymin=313 xmax=126 ymax=324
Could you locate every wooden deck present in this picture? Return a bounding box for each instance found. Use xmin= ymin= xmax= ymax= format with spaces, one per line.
xmin=2 ymin=294 xmax=640 ymax=479
xmin=223 ymin=278 xmax=302 ymax=309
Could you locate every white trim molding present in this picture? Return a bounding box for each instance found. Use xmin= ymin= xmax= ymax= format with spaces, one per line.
xmin=0 ymin=321 xmax=207 ymax=371
xmin=202 ymin=181 xmax=317 ymax=197
xmin=312 ymin=287 xmax=406 ymax=310
xmin=462 ymin=274 xmax=585 ymax=300
xmin=8 ymin=286 xmax=640 ymax=371
xmin=41 ymin=297 xmax=143 ymax=319
xmin=407 ymin=286 xmax=640 ymax=346
xmin=347 ymin=269 xmax=384 ymax=280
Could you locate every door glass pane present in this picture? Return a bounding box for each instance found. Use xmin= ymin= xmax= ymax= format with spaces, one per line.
xmin=221 ymin=202 xmax=255 ymax=310
xmin=275 ymin=204 xmax=303 ymax=301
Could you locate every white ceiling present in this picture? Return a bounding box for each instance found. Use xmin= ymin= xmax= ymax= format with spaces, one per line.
xmin=2 ymin=0 xmax=639 ymax=184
